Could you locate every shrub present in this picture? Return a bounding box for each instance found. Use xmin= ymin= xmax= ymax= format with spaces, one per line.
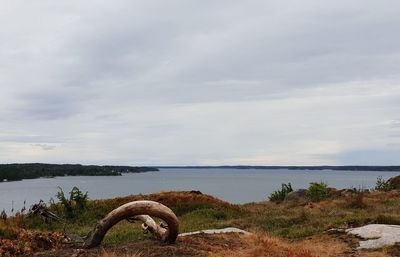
xmin=56 ymin=186 xmax=88 ymax=219
xmin=306 ymin=182 xmax=328 ymax=202
xmin=375 ymin=176 xmax=392 ymax=191
xmin=269 ymin=183 xmax=293 ymax=203
xmin=387 ymin=176 xmax=400 ymax=190
xmin=1 ymin=210 xmax=7 ymax=222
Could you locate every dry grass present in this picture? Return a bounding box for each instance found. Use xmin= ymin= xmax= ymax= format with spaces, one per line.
xmin=208 ymin=234 xmax=395 ymax=257
xmin=209 ymin=234 xmax=317 ymax=257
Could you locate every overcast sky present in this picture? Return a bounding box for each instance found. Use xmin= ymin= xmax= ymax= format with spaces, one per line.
xmin=1 ymin=1 xmax=399 ymax=166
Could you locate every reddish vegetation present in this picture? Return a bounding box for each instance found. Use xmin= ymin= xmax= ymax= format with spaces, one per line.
xmin=0 ymin=228 xmax=64 ymax=256
xmin=91 ymin=191 xmax=232 ymax=210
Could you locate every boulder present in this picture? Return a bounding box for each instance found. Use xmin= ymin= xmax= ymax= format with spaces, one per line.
xmin=327 ymin=187 xmax=340 ymax=196
xmin=285 ymin=189 xmax=308 ymax=201
xmin=388 ymin=175 xmax=400 ymax=190
xmin=189 ymin=190 xmax=203 ymax=195
xmin=337 ymin=188 xmax=355 ymax=197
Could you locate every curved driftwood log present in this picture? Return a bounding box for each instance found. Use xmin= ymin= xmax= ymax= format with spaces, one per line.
xmin=83 ymin=200 xmax=179 ymax=248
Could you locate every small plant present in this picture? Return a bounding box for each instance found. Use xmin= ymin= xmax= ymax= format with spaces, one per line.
xmin=1 ymin=210 xmax=7 ymax=222
xmin=306 ymin=182 xmax=328 ymax=202
xmin=374 ymin=176 xmax=392 ymax=192
xmin=269 ymin=183 xmax=293 ymax=203
xmin=56 ymin=186 xmax=88 ymax=219
xmin=70 ymin=186 xmax=89 ymax=210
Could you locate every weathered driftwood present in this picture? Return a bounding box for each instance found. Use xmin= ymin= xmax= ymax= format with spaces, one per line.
xmin=83 ymin=200 xmax=179 ymax=248
xmin=132 ymin=214 xmax=168 ymax=240
xmin=179 ymin=227 xmax=251 ymax=237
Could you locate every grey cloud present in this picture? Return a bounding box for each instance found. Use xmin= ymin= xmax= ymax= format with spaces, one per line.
xmin=31 ymin=144 xmax=56 ymax=151
xmin=4 ymin=1 xmax=400 ymax=105
xmin=0 ymin=135 xmax=55 ymax=143
xmin=327 ymin=149 xmax=400 ymax=166
xmin=1 ymin=1 xmax=400 ymax=165
xmin=389 ymin=120 xmax=400 ymax=128
xmin=13 ymin=90 xmax=83 ymax=120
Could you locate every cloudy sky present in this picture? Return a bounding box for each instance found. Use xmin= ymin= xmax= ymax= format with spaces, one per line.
xmin=1 ymin=1 xmax=399 ymax=166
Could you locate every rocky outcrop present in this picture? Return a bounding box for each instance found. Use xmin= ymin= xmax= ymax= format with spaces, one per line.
xmin=388 ymin=175 xmax=400 ymax=190
xmin=284 ymin=189 xmax=308 ymax=201
xmin=346 ymin=224 xmax=400 ymax=249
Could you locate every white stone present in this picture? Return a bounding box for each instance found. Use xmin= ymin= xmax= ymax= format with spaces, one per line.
xmin=179 ymin=227 xmax=251 ymax=237
xmin=346 ymin=224 xmax=400 ymax=249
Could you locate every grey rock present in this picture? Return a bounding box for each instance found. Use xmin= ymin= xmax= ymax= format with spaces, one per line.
xmin=388 ymin=175 xmax=400 ymax=190
xmin=285 ymin=189 xmax=308 ymax=201
xmin=346 ymin=224 xmax=400 ymax=249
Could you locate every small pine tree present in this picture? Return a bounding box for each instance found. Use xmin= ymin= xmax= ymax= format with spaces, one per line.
xmin=306 ymin=182 xmax=329 ymax=202
xmin=268 ymin=183 xmax=293 ymax=203
xmin=374 ymin=176 xmax=391 ymax=192
xmin=56 ymin=186 xmax=88 ymax=219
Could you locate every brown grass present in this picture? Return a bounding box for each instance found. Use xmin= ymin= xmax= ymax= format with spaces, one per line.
xmin=209 ymin=234 xmax=317 ymax=257
xmin=208 ymin=234 xmax=396 ymax=257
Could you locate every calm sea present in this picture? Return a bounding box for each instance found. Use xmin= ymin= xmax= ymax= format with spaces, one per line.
xmin=0 ymin=168 xmax=398 ymax=214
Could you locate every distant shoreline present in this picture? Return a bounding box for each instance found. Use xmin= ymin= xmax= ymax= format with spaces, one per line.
xmin=156 ymin=165 xmax=400 ymax=172
xmin=2 ymin=164 xmax=399 ymax=183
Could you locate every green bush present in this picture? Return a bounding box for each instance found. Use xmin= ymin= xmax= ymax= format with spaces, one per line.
xmin=1 ymin=210 xmax=7 ymax=222
xmin=375 ymin=176 xmax=391 ymax=191
xmin=306 ymin=182 xmax=328 ymax=202
xmin=269 ymin=183 xmax=293 ymax=203
xmin=56 ymin=186 xmax=88 ymax=219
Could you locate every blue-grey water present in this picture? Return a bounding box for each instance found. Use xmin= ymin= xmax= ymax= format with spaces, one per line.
xmin=0 ymin=168 xmax=398 ymax=214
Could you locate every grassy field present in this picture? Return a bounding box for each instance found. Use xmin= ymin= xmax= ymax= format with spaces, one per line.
xmin=1 ymin=186 xmax=400 ymax=256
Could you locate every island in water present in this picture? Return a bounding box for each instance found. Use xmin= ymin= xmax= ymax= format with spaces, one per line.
xmin=0 ymin=163 xmax=159 ymax=182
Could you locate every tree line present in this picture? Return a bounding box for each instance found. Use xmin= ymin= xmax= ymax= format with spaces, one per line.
xmin=0 ymin=163 xmax=158 ymax=182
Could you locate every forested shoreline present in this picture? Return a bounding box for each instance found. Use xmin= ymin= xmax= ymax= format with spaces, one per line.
xmin=0 ymin=163 xmax=158 ymax=182
xmin=158 ymin=165 xmax=400 ymax=171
